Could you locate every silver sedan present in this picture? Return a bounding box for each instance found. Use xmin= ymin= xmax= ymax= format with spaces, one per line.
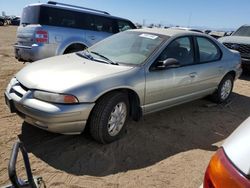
xmin=5 ymin=28 xmax=242 ymax=143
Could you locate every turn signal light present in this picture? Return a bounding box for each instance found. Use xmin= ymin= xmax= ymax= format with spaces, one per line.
xmin=64 ymin=95 xmax=78 ymax=104
xmin=204 ymin=148 xmax=250 ymax=188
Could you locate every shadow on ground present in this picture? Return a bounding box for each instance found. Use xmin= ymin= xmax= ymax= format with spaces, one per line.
xmin=18 ymin=92 xmax=250 ymax=177
xmin=240 ymin=71 xmax=250 ymax=81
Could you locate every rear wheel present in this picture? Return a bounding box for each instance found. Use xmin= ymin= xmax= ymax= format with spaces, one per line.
xmin=89 ymin=92 xmax=129 ymax=144
xmin=211 ymin=74 xmax=234 ymax=103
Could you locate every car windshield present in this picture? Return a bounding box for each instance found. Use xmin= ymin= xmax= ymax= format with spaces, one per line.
xmin=233 ymin=26 xmax=250 ymax=37
xmin=87 ymin=31 xmax=166 ymax=65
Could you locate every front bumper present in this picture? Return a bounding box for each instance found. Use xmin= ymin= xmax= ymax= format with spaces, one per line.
xmin=5 ymin=83 xmax=95 ymax=135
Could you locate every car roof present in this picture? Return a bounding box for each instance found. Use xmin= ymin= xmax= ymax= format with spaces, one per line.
xmin=26 ymin=3 xmax=132 ymax=22
xmin=132 ymin=28 xmax=205 ymax=37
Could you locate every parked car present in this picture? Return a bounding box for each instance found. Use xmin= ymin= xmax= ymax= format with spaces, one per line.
xmin=5 ymin=28 xmax=242 ymax=143
xmin=208 ymin=31 xmax=227 ymax=39
xmin=11 ymin=16 xmax=20 ymax=26
xmin=219 ymin=25 xmax=250 ymax=72
xmin=203 ymin=117 xmax=250 ymax=188
xmin=0 ymin=16 xmax=6 ymax=26
xmin=14 ymin=1 xmax=136 ymax=62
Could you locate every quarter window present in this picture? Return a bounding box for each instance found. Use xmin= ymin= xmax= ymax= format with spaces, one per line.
xmin=158 ymin=37 xmax=194 ymax=66
xmin=118 ymin=20 xmax=134 ymax=32
xmin=197 ymin=37 xmax=221 ymax=63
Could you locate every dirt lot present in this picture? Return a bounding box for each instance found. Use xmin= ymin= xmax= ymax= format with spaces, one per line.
xmin=0 ymin=26 xmax=250 ymax=188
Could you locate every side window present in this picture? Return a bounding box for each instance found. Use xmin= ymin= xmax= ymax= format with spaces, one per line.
xmin=40 ymin=7 xmax=89 ymax=30
xmin=197 ymin=37 xmax=221 ymax=63
xmin=158 ymin=37 xmax=194 ymax=66
xmin=118 ymin=20 xmax=134 ymax=32
xmin=89 ymin=15 xmax=114 ymax=33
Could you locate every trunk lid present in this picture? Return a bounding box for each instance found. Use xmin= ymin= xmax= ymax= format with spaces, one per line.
xmin=16 ymin=25 xmax=41 ymax=46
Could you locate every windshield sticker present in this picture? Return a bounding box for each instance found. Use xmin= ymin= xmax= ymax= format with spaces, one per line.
xmin=139 ymin=33 xmax=158 ymax=40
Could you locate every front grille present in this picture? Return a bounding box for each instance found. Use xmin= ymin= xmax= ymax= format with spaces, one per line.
xmin=10 ymin=81 xmax=29 ymax=98
xmin=223 ymin=42 xmax=250 ymax=58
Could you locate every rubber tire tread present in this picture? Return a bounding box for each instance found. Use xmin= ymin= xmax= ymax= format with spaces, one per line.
xmin=89 ymin=92 xmax=129 ymax=144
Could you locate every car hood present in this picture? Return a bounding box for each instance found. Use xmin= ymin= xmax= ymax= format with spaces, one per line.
xmin=16 ymin=53 xmax=133 ymax=93
xmin=223 ymin=117 xmax=250 ymax=176
xmin=219 ymin=36 xmax=250 ymax=45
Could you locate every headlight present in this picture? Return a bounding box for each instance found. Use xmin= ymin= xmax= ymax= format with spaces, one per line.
xmin=33 ymin=90 xmax=79 ymax=104
xmin=6 ymin=77 xmax=18 ymax=93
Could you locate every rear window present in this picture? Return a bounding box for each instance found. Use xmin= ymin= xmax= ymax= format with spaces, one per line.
xmin=21 ymin=6 xmax=40 ymax=24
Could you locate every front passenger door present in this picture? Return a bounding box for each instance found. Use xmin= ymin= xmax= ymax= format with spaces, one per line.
xmin=145 ymin=36 xmax=197 ymax=113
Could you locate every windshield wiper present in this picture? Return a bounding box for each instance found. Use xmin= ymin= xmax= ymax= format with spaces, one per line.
xmin=90 ymin=51 xmax=119 ymax=65
xmin=76 ymin=49 xmax=93 ymax=60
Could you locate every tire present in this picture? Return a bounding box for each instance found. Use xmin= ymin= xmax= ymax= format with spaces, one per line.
xmin=89 ymin=92 xmax=129 ymax=144
xmin=211 ymin=74 xmax=234 ymax=103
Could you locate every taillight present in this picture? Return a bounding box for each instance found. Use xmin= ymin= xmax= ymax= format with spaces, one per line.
xmin=204 ymin=148 xmax=250 ymax=188
xmin=35 ymin=30 xmax=48 ymax=43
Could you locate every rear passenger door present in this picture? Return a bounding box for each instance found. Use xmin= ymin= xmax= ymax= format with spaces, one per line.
xmin=190 ymin=36 xmax=223 ymax=94
xmin=85 ymin=15 xmax=115 ymax=46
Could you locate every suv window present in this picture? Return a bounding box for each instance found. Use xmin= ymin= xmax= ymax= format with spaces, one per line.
xmin=40 ymin=6 xmax=115 ymax=33
xmin=40 ymin=7 xmax=89 ymax=29
xmin=158 ymin=37 xmax=194 ymax=66
xmin=197 ymin=37 xmax=221 ymax=63
xmin=89 ymin=15 xmax=114 ymax=33
xmin=118 ymin=20 xmax=135 ymax=32
xmin=21 ymin=6 xmax=40 ymax=24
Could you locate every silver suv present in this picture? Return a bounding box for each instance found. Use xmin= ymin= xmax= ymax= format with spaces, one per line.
xmin=14 ymin=1 xmax=136 ymax=62
xmin=219 ymin=25 xmax=250 ymax=72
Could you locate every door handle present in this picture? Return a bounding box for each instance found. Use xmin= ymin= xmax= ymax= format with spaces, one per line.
xmin=189 ymin=72 xmax=197 ymax=78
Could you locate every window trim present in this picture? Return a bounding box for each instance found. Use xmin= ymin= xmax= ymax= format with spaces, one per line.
xmin=194 ymin=36 xmax=222 ymax=64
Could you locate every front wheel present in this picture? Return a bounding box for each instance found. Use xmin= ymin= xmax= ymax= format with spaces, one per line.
xmin=211 ymin=74 xmax=234 ymax=103
xmin=89 ymin=92 xmax=129 ymax=144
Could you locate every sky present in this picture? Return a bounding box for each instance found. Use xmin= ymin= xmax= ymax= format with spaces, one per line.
xmin=1 ymin=0 xmax=250 ymax=30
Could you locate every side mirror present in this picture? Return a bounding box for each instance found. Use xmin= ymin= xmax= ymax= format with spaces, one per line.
xmin=156 ymin=58 xmax=180 ymax=70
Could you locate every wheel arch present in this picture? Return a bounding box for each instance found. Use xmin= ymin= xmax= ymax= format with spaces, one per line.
xmin=225 ymin=70 xmax=236 ymax=80
xmin=56 ymin=39 xmax=89 ymax=55
xmin=63 ymin=43 xmax=87 ymax=54
xmin=92 ymin=88 xmax=142 ymax=122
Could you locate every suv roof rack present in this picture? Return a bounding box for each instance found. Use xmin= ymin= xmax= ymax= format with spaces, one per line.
xmin=47 ymin=1 xmax=110 ymax=15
